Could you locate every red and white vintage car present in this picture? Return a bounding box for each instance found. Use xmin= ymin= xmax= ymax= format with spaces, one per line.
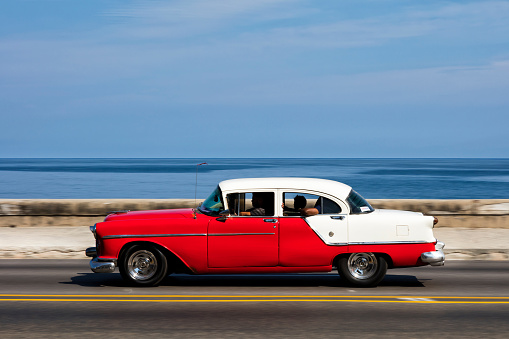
xmin=86 ymin=178 xmax=445 ymax=287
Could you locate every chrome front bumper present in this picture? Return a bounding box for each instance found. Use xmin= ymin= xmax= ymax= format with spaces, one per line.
xmin=421 ymin=241 xmax=445 ymax=266
xmin=90 ymin=257 xmax=116 ymax=273
xmin=86 ymin=247 xmax=116 ymax=273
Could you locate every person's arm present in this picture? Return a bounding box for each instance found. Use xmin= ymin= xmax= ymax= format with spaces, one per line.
xmin=300 ymin=208 xmax=319 ymax=216
xmin=241 ymin=208 xmax=266 ymax=216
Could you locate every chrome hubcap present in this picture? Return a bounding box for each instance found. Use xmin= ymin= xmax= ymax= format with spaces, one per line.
xmin=127 ymin=250 xmax=157 ymax=281
xmin=347 ymin=253 xmax=377 ymax=280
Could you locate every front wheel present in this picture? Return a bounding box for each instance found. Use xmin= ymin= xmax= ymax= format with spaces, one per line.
xmin=338 ymin=253 xmax=387 ymax=287
xmin=119 ymin=245 xmax=168 ymax=286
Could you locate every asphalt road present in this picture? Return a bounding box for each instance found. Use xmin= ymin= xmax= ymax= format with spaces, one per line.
xmin=0 ymin=260 xmax=508 ymax=338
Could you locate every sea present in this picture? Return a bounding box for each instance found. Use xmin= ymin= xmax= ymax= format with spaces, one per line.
xmin=0 ymin=158 xmax=508 ymax=200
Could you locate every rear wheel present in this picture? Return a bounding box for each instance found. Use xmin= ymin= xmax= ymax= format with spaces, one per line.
xmin=119 ymin=245 xmax=168 ymax=286
xmin=338 ymin=253 xmax=387 ymax=287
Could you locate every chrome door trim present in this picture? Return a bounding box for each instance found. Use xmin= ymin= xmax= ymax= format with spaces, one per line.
xmin=103 ymin=233 xmax=207 ymax=239
xmin=208 ymin=233 xmax=276 ymax=236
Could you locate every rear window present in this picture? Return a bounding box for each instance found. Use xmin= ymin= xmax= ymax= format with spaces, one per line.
xmin=346 ymin=190 xmax=374 ymax=214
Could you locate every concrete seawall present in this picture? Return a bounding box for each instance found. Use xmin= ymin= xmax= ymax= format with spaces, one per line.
xmin=1 ymin=199 xmax=509 ymax=228
xmin=0 ymin=199 xmax=198 ymax=228
xmin=369 ymin=199 xmax=509 ymax=229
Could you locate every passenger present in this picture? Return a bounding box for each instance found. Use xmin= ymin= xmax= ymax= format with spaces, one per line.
xmin=240 ymin=192 xmax=269 ymax=216
xmin=301 ymin=197 xmax=340 ymax=216
xmin=294 ymin=195 xmax=307 ymax=210
xmin=284 ymin=195 xmax=307 ymax=215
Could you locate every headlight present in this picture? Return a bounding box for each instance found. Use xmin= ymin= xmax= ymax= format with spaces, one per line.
xmin=90 ymin=224 xmax=97 ymax=239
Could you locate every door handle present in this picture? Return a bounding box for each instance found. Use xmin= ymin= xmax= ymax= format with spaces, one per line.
xmin=330 ymin=216 xmax=345 ymax=220
xmin=263 ymin=219 xmax=277 ymax=223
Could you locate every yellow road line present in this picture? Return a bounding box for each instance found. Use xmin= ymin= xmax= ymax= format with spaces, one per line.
xmin=0 ymin=297 xmax=509 ymax=304
xmin=0 ymin=299 xmax=508 ymax=304
xmin=0 ymin=294 xmax=508 ymax=299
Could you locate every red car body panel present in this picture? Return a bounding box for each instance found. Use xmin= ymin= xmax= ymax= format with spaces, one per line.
xmin=207 ymin=217 xmax=279 ymax=268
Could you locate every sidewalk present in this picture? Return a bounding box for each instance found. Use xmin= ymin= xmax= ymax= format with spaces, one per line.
xmin=0 ymin=227 xmax=508 ymax=260
xmin=0 ymin=227 xmax=92 ymax=259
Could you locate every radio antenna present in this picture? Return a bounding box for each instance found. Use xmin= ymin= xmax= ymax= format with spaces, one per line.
xmin=195 ymin=162 xmax=208 ymax=208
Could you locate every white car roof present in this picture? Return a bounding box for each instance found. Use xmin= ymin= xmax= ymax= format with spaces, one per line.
xmin=218 ymin=177 xmax=353 ymax=201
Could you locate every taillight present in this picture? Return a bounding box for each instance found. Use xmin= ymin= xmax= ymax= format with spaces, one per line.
xmin=433 ymin=217 xmax=439 ymax=226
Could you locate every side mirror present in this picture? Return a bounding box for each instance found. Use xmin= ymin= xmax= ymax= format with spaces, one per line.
xmin=216 ymin=210 xmax=230 ymax=222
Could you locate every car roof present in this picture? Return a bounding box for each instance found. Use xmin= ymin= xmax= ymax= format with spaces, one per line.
xmin=218 ymin=177 xmax=353 ymax=200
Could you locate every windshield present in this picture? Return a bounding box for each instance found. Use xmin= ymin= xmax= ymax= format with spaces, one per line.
xmin=346 ymin=190 xmax=374 ymax=214
xmin=198 ymin=186 xmax=224 ymax=216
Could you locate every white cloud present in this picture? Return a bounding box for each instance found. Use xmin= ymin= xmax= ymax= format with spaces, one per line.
xmin=100 ymin=0 xmax=509 ymax=48
xmin=103 ymin=0 xmax=300 ymax=39
xmin=107 ymin=0 xmax=296 ymax=21
xmin=228 ymin=1 xmax=509 ymax=49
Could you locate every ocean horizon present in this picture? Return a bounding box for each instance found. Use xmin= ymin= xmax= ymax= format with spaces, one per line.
xmin=1 ymin=158 xmax=508 ymax=200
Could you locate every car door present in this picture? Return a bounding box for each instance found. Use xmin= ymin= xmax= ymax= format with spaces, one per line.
xmin=207 ymin=191 xmax=279 ymax=268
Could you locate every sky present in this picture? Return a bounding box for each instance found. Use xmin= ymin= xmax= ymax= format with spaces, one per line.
xmin=1 ymin=0 xmax=509 ymax=158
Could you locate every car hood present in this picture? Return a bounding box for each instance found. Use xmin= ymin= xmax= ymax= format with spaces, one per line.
xmin=104 ymin=208 xmax=195 ymax=222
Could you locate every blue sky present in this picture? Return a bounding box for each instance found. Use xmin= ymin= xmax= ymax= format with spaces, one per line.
xmin=1 ymin=0 xmax=509 ymax=158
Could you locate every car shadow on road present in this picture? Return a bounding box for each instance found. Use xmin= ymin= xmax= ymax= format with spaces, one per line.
xmin=62 ymin=272 xmax=425 ymax=288
xmin=61 ymin=272 xmax=129 ymax=288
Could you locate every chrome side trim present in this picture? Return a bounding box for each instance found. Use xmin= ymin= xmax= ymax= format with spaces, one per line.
xmin=103 ymin=233 xmax=207 ymax=239
xmin=208 ymin=233 xmax=276 ymax=236
xmin=320 ymin=241 xmax=430 ymax=246
xmin=103 ymin=232 xmax=277 ymax=239
xmin=349 ymin=241 xmax=430 ymax=245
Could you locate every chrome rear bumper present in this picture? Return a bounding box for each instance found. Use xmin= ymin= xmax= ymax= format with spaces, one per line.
xmin=421 ymin=241 xmax=445 ymax=266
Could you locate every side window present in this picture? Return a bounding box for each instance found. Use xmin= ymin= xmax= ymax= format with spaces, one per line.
xmin=315 ymin=196 xmax=341 ymax=214
xmin=226 ymin=192 xmax=274 ymax=216
xmin=283 ymin=192 xmax=341 ymax=216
